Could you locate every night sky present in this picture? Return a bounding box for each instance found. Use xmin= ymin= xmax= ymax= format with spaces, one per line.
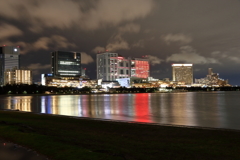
xmin=1 ymin=0 xmax=240 ymax=85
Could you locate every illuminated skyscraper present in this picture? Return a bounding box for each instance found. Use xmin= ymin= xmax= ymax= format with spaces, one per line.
xmin=0 ymin=46 xmax=20 ymax=85
xmin=172 ymin=64 xmax=193 ymax=85
xmin=51 ymin=51 xmax=81 ymax=77
xmin=97 ymin=52 xmax=149 ymax=81
xmin=130 ymin=58 xmax=149 ymax=79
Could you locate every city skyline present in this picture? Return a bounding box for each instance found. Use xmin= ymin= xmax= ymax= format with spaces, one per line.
xmin=1 ymin=0 xmax=240 ymax=84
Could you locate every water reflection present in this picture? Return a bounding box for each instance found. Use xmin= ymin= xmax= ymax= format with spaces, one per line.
xmin=3 ymin=96 xmax=32 ymax=111
xmin=134 ymin=93 xmax=151 ymax=123
xmin=1 ymin=92 xmax=240 ymax=130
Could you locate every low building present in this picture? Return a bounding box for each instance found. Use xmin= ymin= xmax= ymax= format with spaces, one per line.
xmin=41 ymin=74 xmax=97 ymax=88
xmin=4 ymin=68 xmax=32 ymax=85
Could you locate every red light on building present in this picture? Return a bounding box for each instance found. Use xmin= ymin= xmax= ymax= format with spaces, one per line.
xmin=134 ymin=60 xmax=149 ymax=78
xmin=117 ymin=57 xmax=124 ymax=60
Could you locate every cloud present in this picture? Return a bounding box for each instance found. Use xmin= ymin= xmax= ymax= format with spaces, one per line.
xmin=210 ymin=50 xmax=240 ymax=63
xmin=81 ymin=0 xmax=153 ymax=30
xmin=0 ymin=0 xmax=82 ymax=32
xmin=27 ymin=63 xmax=51 ymax=75
xmin=0 ymin=23 xmax=23 ymax=40
xmin=132 ymin=40 xmax=145 ymax=48
xmin=146 ymin=55 xmax=163 ymax=65
xmin=118 ymin=23 xmax=141 ymax=33
xmin=32 ymin=37 xmax=52 ymax=50
xmin=162 ymin=33 xmax=192 ymax=45
xmin=81 ymin=52 xmax=94 ymax=64
xmin=105 ymin=34 xmax=130 ymax=52
xmin=92 ymin=46 xmax=106 ymax=53
xmin=132 ymin=37 xmax=156 ymax=48
xmin=211 ymin=51 xmax=228 ymax=59
xmin=1 ymin=35 xmax=76 ymax=54
xmin=227 ymin=56 xmax=240 ymax=63
xmin=32 ymin=35 xmax=76 ymax=52
xmin=166 ymin=46 xmax=220 ymax=64
xmin=92 ymin=35 xmax=130 ymax=53
xmin=106 ymin=23 xmax=142 ymax=51
xmin=92 ymin=23 xmax=142 ymax=52
xmin=0 ymin=0 xmax=154 ymax=32
xmin=211 ymin=51 xmax=221 ymax=56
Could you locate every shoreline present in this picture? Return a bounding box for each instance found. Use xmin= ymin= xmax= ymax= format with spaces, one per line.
xmin=1 ymin=110 xmax=240 ymax=159
xmin=0 ymin=89 xmax=239 ymax=97
xmin=1 ymin=109 xmax=240 ymax=132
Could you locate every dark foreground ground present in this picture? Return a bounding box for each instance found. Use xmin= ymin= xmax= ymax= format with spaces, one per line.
xmin=0 ymin=139 xmax=48 ymax=160
xmin=1 ymin=111 xmax=240 ymax=160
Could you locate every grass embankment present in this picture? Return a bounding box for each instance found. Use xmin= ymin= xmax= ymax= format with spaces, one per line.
xmin=1 ymin=111 xmax=240 ymax=160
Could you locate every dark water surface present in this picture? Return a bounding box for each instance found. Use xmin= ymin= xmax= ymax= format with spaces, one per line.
xmin=1 ymin=92 xmax=240 ymax=130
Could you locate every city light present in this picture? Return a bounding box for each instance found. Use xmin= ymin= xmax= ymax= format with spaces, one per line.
xmin=172 ymin=64 xmax=193 ymax=67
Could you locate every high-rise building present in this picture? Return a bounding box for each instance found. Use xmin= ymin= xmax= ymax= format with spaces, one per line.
xmin=172 ymin=64 xmax=193 ymax=85
xmin=0 ymin=46 xmax=20 ymax=85
xmin=97 ymin=52 xmax=126 ymax=81
xmin=208 ymin=68 xmax=213 ymax=75
xmin=51 ymin=51 xmax=81 ymax=77
xmin=130 ymin=58 xmax=149 ymax=79
xmin=97 ymin=52 xmax=149 ymax=81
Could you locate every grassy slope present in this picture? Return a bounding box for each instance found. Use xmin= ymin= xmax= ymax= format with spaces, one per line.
xmin=0 ymin=111 xmax=240 ymax=160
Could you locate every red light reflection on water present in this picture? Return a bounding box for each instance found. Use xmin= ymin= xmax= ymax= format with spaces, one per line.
xmin=134 ymin=93 xmax=152 ymax=123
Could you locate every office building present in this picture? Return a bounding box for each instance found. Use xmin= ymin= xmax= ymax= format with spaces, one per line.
xmin=51 ymin=51 xmax=81 ymax=77
xmin=172 ymin=64 xmax=193 ymax=85
xmin=4 ymin=69 xmax=32 ymax=85
xmin=96 ymin=52 xmax=149 ymax=81
xmin=0 ymin=46 xmax=20 ymax=85
xmin=130 ymin=58 xmax=149 ymax=79
xmin=97 ymin=52 xmax=130 ymax=81
xmin=97 ymin=52 xmax=123 ymax=81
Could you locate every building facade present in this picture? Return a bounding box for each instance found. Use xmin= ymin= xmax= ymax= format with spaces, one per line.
xmin=97 ymin=52 xmax=149 ymax=81
xmin=97 ymin=52 xmax=122 ymax=81
xmin=51 ymin=51 xmax=81 ymax=77
xmin=0 ymin=46 xmax=20 ymax=85
xmin=130 ymin=58 xmax=149 ymax=79
xmin=41 ymin=74 xmax=97 ymax=88
xmin=4 ymin=69 xmax=32 ymax=85
xmin=172 ymin=64 xmax=193 ymax=85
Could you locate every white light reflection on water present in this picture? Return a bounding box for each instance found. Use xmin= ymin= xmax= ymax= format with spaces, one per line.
xmin=4 ymin=96 xmax=32 ymax=111
xmin=41 ymin=97 xmax=46 ymax=113
xmin=1 ymin=92 xmax=240 ymax=130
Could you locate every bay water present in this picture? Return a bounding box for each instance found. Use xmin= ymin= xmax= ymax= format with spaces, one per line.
xmin=0 ymin=91 xmax=240 ymax=130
